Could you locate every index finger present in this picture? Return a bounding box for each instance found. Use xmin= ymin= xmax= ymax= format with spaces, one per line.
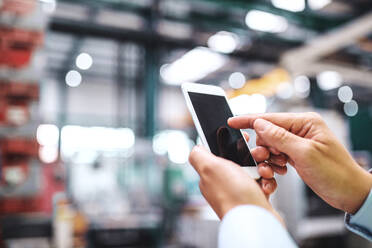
xmin=228 ymin=113 xmax=302 ymax=130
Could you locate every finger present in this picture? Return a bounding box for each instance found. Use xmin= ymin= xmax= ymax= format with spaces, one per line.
xmin=261 ymin=178 xmax=277 ymax=195
xmin=228 ymin=113 xmax=302 ymax=130
xmin=251 ymin=146 xmax=270 ymax=162
xmin=256 ymin=136 xmax=265 ymax=147
xmin=268 ymin=154 xmax=288 ymax=167
xmin=269 ymin=163 xmax=288 ymax=175
xmin=254 ymin=119 xmax=305 ymax=158
xmin=269 ymin=147 xmax=281 ymax=155
xmin=189 ymin=146 xmax=238 ymax=177
xmin=258 ymin=162 xmax=274 ymax=179
xmin=189 ymin=146 xmax=217 ymax=175
xmin=256 ymin=137 xmax=281 ymax=156
xmin=242 ymin=132 xmax=250 ymax=143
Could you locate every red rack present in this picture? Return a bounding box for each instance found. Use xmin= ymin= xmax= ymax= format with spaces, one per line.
xmin=0 ymin=82 xmax=39 ymax=100
xmin=0 ymin=138 xmax=38 ymax=190
xmin=0 ymin=0 xmax=36 ymax=16
xmin=0 ymin=99 xmax=30 ymax=126
xmin=0 ymin=82 xmax=39 ymax=126
xmin=0 ymin=28 xmax=43 ymax=68
xmin=0 ymin=137 xmax=39 ymax=157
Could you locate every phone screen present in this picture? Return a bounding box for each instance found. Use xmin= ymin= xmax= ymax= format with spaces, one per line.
xmin=188 ymin=92 xmax=256 ymax=167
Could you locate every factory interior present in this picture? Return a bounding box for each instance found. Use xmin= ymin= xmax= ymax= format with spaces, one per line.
xmin=0 ymin=0 xmax=372 ymax=247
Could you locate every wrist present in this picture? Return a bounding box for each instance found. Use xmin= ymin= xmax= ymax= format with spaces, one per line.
xmin=343 ymin=167 xmax=372 ymax=214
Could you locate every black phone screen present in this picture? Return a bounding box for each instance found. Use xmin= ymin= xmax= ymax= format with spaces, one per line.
xmin=188 ymin=92 xmax=256 ymax=167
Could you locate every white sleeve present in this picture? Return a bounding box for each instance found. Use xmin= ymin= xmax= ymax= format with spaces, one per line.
xmin=344 ymin=169 xmax=372 ymax=241
xmin=218 ymin=205 xmax=297 ymax=248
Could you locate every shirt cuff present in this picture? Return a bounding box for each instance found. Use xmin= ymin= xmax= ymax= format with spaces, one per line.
xmin=219 ymin=205 xmax=297 ymax=248
xmin=345 ymin=170 xmax=372 ymax=241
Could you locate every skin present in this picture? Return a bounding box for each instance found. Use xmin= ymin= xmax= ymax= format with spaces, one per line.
xmin=188 ymin=112 xmax=372 ymax=224
xmin=229 ymin=112 xmax=372 ymax=214
xmin=189 ymin=145 xmax=284 ymax=225
xmin=240 ymin=132 xmax=288 ymax=195
xmin=189 ymin=130 xmax=287 ymax=222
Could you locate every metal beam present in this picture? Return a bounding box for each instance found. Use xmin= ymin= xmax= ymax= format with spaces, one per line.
xmin=193 ymin=0 xmax=350 ymax=31
xmin=281 ymin=12 xmax=372 ymax=73
xmin=59 ymin=0 xmax=350 ymax=32
xmin=144 ymin=0 xmax=160 ymax=138
xmin=281 ymin=11 xmax=372 ymax=87
xmin=49 ymin=17 xmax=288 ymax=62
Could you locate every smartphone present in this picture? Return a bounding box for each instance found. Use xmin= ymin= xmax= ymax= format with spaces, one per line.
xmin=182 ymin=82 xmax=259 ymax=179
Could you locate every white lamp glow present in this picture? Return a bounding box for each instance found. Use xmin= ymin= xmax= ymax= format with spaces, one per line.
xmin=161 ymin=47 xmax=227 ymax=85
xmin=65 ymin=70 xmax=82 ymax=87
xmin=317 ymin=71 xmax=342 ymax=91
xmin=344 ymin=100 xmax=358 ymax=117
xmin=229 ymin=94 xmax=267 ymax=115
xmin=228 ymin=72 xmax=246 ymax=89
xmin=294 ymin=75 xmax=310 ymax=98
xmin=37 ymin=124 xmax=59 ymax=146
xmin=338 ymin=86 xmax=353 ymax=103
xmin=308 ymin=0 xmax=332 ymax=10
xmin=245 ymin=10 xmax=288 ymax=33
xmin=207 ymin=31 xmax=239 ymax=54
xmin=272 ymin=0 xmax=305 ymax=12
xmin=76 ymin=53 xmax=93 ymax=70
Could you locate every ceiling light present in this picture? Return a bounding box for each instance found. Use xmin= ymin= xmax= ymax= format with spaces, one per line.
xmin=276 ymin=82 xmax=294 ymax=99
xmin=245 ymin=10 xmax=288 ymax=33
xmin=229 ymin=94 xmax=267 ymax=115
xmin=37 ymin=124 xmax=59 ymax=146
xmin=207 ymin=31 xmax=239 ymax=54
xmin=228 ymin=72 xmax=246 ymax=89
xmin=61 ymin=126 xmax=135 ymax=160
xmin=316 ymin=71 xmax=342 ymax=91
xmin=294 ymin=75 xmax=310 ymax=98
xmin=338 ymin=86 xmax=353 ymax=103
xmin=167 ymin=132 xmax=192 ymax=164
xmin=65 ymin=70 xmax=82 ymax=87
xmin=39 ymin=146 xmax=59 ymax=164
xmin=344 ymin=100 xmax=358 ymax=117
xmin=308 ymin=0 xmax=331 ymax=10
xmin=76 ymin=53 xmax=93 ymax=70
xmin=152 ymin=130 xmax=193 ymax=164
xmin=271 ymin=0 xmax=305 ymax=12
xmin=40 ymin=0 xmax=57 ymax=14
xmin=160 ymin=47 xmax=227 ymax=85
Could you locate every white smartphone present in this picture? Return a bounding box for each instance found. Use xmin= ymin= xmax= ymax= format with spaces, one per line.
xmin=182 ymin=82 xmax=260 ymax=179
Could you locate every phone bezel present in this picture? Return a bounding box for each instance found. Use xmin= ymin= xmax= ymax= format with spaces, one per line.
xmin=182 ymin=82 xmax=260 ymax=179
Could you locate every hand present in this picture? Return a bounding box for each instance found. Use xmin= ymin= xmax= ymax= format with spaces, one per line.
xmin=189 ymin=146 xmax=284 ymax=224
xmin=229 ymin=112 xmax=372 ymax=214
xmin=240 ymin=132 xmax=287 ymax=197
xmin=216 ymin=127 xmax=288 ymax=190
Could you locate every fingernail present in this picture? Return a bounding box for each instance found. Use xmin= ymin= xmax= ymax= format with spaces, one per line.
xmin=254 ymin=119 xmax=271 ymax=132
xmin=264 ymin=183 xmax=272 ymax=192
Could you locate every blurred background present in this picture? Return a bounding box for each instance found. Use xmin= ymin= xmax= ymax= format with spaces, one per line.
xmin=0 ymin=0 xmax=371 ymax=247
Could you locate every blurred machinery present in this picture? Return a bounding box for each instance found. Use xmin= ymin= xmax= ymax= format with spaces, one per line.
xmin=0 ymin=0 xmax=371 ymax=247
xmin=0 ymin=1 xmax=64 ymax=247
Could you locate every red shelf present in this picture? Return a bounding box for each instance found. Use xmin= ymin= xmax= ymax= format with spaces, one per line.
xmin=0 ymin=28 xmax=43 ymax=68
xmin=0 ymin=0 xmax=36 ymax=16
xmin=0 ymin=82 xmax=39 ymax=100
xmin=0 ymin=138 xmax=39 ymax=157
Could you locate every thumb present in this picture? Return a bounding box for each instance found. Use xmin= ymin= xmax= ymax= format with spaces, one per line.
xmin=253 ymin=118 xmax=305 ymax=159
